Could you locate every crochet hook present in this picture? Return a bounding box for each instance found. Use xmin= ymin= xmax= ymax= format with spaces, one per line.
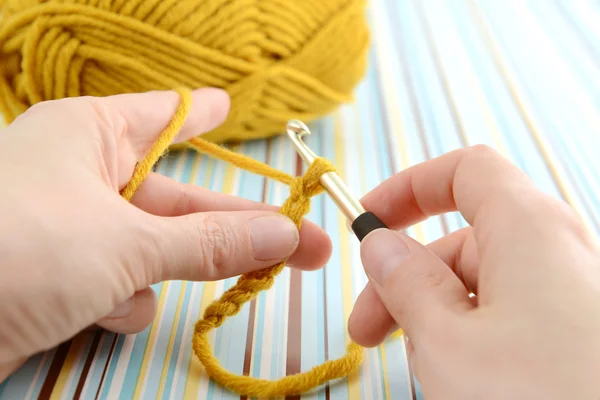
xmin=286 ymin=119 xmax=388 ymax=241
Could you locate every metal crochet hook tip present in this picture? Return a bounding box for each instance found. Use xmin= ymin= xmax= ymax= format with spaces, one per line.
xmin=285 ymin=119 xmax=367 ymax=224
xmin=285 ymin=119 xmax=388 ymax=241
xmin=286 ymin=119 xmax=319 ymax=166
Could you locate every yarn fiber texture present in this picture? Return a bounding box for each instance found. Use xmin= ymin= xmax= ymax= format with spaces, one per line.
xmin=0 ymin=0 xmax=370 ymax=143
xmin=120 ymin=88 xmax=371 ymax=397
xmin=0 ymin=0 xmax=383 ymax=395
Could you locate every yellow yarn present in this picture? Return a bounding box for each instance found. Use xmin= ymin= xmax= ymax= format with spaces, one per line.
xmin=0 ymin=0 xmax=370 ymax=143
xmin=120 ymin=87 xmax=367 ymax=396
xmin=0 ymin=1 xmax=403 ymax=395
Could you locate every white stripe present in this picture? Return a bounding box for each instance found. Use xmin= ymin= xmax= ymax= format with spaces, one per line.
xmin=168 ymin=282 xmax=200 ymax=400
xmin=361 ymin=348 xmax=374 ymax=400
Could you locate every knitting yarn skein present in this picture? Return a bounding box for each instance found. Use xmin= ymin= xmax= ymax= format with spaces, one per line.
xmin=0 ymin=0 xmax=370 ymax=143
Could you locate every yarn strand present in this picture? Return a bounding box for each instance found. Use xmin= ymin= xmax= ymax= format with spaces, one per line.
xmin=121 ymin=87 xmax=365 ymax=396
xmin=0 ymin=0 xmax=376 ymax=394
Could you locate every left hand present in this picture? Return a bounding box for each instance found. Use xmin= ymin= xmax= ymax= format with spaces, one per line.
xmin=0 ymin=89 xmax=332 ymax=381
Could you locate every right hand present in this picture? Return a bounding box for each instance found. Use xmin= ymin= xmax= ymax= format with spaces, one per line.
xmin=348 ymin=145 xmax=600 ymax=399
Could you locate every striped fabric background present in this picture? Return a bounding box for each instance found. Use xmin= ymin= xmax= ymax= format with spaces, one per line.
xmin=2 ymin=0 xmax=600 ymax=398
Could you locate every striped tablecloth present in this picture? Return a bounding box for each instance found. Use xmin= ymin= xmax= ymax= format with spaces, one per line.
xmin=2 ymin=0 xmax=600 ymax=399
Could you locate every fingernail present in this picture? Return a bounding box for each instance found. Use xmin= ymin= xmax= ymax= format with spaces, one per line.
xmin=249 ymin=215 xmax=299 ymax=261
xmin=107 ymin=298 xmax=133 ymax=319
xmin=361 ymin=229 xmax=409 ymax=285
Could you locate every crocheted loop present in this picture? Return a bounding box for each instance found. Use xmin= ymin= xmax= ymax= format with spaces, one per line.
xmin=190 ymin=157 xmax=362 ymax=397
xmin=119 ymin=87 xmax=365 ymax=397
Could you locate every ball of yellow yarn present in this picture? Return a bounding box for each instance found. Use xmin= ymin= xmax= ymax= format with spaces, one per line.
xmin=0 ymin=0 xmax=370 ymax=142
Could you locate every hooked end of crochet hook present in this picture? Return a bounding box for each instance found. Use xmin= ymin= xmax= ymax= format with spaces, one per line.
xmin=284 ymin=119 xmax=389 ymax=241
xmin=286 ymin=119 xmax=311 ymax=138
xmin=286 ymin=119 xmax=318 ymax=165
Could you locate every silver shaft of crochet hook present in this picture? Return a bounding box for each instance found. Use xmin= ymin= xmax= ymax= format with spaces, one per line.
xmin=286 ymin=119 xmax=388 ymax=241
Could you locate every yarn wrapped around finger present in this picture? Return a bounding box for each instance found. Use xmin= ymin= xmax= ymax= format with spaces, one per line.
xmin=120 ymin=87 xmax=366 ymax=397
xmin=0 ymin=0 xmax=377 ymax=395
xmin=0 ymin=0 xmax=370 ymax=142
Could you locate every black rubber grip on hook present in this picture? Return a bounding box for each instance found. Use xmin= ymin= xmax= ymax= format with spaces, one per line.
xmin=351 ymin=212 xmax=388 ymax=242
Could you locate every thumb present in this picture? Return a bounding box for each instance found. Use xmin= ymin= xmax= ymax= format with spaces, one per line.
xmin=147 ymin=211 xmax=300 ymax=283
xmin=360 ymin=229 xmax=472 ymax=340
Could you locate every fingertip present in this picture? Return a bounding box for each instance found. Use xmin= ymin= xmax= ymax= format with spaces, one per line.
xmin=287 ymin=219 xmax=333 ymax=270
xmin=96 ymin=288 xmax=157 ymax=335
xmin=191 ymin=87 xmax=231 ymax=133
xmin=348 ymin=309 xmax=392 ymax=348
xmin=348 ymin=283 xmax=397 ymax=348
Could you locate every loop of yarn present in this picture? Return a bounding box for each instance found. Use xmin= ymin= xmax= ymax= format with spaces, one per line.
xmin=0 ymin=0 xmax=375 ymax=392
xmin=121 ymin=87 xmax=365 ymax=397
xmin=0 ymin=0 xmax=370 ymax=143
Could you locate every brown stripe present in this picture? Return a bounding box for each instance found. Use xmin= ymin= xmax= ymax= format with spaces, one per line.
xmin=94 ymin=333 xmax=119 ymax=400
xmin=285 ymin=154 xmax=304 ymax=400
xmin=240 ymin=303 xmax=257 ymax=400
xmin=38 ymin=340 xmax=72 ymax=400
xmin=240 ymin=140 xmax=271 ymax=400
xmin=72 ymin=331 xmax=103 ymax=399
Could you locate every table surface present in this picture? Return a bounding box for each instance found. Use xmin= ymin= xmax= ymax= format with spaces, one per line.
xmin=2 ymin=0 xmax=600 ymax=399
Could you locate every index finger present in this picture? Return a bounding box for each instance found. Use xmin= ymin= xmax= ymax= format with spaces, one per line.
xmin=105 ymin=88 xmax=231 ymax=158
xmin=361 ymin=145 xmax=585 ymax=245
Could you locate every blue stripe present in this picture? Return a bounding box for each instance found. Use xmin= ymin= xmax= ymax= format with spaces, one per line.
xmin=6 ymin=2 xmax=600 ymax=399
xmin=81 ymin=332 xmax=117 ymax=400
xmin=0 ymin=347 xmax=57 ymax=399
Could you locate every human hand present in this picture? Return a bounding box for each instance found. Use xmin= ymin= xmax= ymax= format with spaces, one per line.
xmin=348 ymin=146 xmax=600 ymax=399
xmin=0 ymin=89 xmax=332 ymax=381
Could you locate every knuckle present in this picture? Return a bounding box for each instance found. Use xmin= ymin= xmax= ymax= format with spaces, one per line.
xmin=387 ymin=265 xmax=445 ymax=318
xmin=453 ymin=144 xmax=502 ymax=187
xmin=537 ymin=196 xmax=588 ymax=237
xmin=196 ymin=216 xmax=237 ymax=277
xmin=121 ymin=219 xmax=163 ymax=287
xmin=17 ymin=98 xmax=76 ymax=125
xmin=86 ymin=97 xmax=127 ymax=138
xmin=171 ymin=184 xmax=194 ymax=216
xmin=21 ymin=97 xmax=125 ymax=139
xmin=414 ymin=267 xmax=446 ymax=293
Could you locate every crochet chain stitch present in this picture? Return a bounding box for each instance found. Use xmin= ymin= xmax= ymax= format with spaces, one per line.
xmin=121 ymin=87 xmax=366 ymax=397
